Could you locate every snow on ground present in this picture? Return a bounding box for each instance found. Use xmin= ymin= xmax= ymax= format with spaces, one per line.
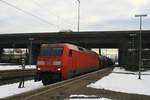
xmin=87 ymin=67 xmax=150 ymax=96
xmin=69 ymin=95 xmax=112 ymax=100
xmin=0 ymin=64 xmax=36 ymax=70
xmin=113 ymin=67 xmax=133 ymax=73
xmin=113 ymin=67 xmax=150 ymax=74
xmin=0 ymin=80 xmax=43 ymax=98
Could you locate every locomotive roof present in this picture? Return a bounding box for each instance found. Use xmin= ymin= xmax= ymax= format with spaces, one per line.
xmin=41 ymin=43 xmax=98 ymax=55
xmin=41 ymin=43 xmax=78 ymax=50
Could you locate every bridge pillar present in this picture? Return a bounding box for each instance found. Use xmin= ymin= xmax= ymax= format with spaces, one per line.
xmin=126 ymin=47 xmax=139 ymax=70
xmin=118 ymin=42 xmax=128 ymax=67
xmin=27 ymin=44 xmax=40 ymax=65
xmin=0 ymin=48 xmax=4 ymax=62
xmin=99 ymin=48 xmax=101 ymax=55
xmin=119 ymin=37 xmax=139 ymax=70
xmin=126 ymin=34 xmax=139 ymax=70
xmin=142 ymin=46 xmax=150 ymax=68
xmin=32 ymin=45 xmax=40 ymax=64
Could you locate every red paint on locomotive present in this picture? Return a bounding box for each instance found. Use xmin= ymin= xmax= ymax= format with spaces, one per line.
xmin=36 ymin=43 xmax=101 ymax=85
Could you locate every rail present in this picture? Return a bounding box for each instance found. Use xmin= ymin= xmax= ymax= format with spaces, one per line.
xmin=0 ymin=69 xmax=35 ymax=85
xmin=3 ymin=68 xmax=112 ymax=100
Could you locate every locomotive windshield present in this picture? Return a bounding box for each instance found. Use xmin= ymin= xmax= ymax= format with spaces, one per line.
xmin=40 ymin=48 xmax=63 ymax=56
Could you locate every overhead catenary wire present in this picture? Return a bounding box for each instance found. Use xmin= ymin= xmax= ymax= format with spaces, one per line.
xmin=0 ymin=0 xmax=60 ymax=29
xmin=31 ymin=0 xmax=75 ymax=30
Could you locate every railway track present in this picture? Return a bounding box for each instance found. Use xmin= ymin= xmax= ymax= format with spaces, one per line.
xmin=3 ymin=68 xmax=113 ymax=100
xmin=3 ymin=67 xmax=150 ymax=100
xmin=0 ymin=69 xmax=35 ymax=85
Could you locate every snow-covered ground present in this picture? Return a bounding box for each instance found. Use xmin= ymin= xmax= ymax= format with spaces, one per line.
xmin=69 ymin=95 xmax=112 ymax=100
xmin=113 ymin=67 xmax=150 ymax=74
xmin=1 ymin=67 xmax=150 ymax=99
xmin=0 ymin=80 xmax=43 ymax=99
xmin=87 ymin=67 xmax=150 ymax=96
xmin=0 ymin=64 xmax=36 ymax=70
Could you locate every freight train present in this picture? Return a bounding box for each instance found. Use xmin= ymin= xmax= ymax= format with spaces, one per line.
xmin=100 ymin=55 xmax=114 ymax=67
xmin=35 ymin=43 xmax=113 ymax=85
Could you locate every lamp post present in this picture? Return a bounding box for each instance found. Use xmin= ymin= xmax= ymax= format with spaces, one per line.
xmin=135 ymin=14 xmax=147 ymax=79
xmin=76 ymin=0 xmax=80 ymax=32
xmin=29 ymin=38 xmax=34 ymax=67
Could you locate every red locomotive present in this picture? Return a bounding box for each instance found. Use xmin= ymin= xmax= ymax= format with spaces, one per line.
xmin=35 ymin=43 xmax=101 ymax=85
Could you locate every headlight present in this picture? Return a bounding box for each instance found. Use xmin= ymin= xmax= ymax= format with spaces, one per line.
xmin=53 ymin=61 xmax=61 ymax=66
xmin=37 ymin=61 xmax=45 ymax=65
xmin=37 ymin=68 xmax=41 ymax=70
xmin=57 ymin=68 xmax=61 ymax=71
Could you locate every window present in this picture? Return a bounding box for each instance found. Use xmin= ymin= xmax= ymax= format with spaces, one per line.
xmin=40 ymin=48 xmax=63 ymax=56
xmin=69 ymin=50 xmax=72 ymax=57
xmin=40 ymin=48 xmax=51 ymax=56
xmin=78 ymin=47 xmax=84 ymax=51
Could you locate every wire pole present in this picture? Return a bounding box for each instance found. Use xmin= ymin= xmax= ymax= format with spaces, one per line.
xmin=76 ymin=0 xmax=80 ymax=32
xmin=135 ymin=14 xmax=147 ymax=80
xmin=29 ymin=38 xmax=34 ymax=67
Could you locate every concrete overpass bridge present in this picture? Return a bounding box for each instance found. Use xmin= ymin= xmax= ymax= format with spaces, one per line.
xmin=0 ymin=30 xmax=150 ymax=68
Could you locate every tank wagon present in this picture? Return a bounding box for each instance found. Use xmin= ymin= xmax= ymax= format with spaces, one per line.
xmin=35 ymin=43 xmax=100 ymax=85
xmin=100 ymin=55 xmax=114 ymax=67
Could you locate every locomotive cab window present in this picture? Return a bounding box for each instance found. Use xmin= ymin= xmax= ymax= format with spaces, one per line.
xmin=40 ymin=47 xmax=63 ymax=56
xmin=69 ymin=49 xmax=72 ymax=57
xmin=78 ymin=47 xmax=84 ymax=52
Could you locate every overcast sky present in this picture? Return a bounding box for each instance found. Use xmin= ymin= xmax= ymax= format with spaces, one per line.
xmin=0 ymin=0 xmax=150 ymax=33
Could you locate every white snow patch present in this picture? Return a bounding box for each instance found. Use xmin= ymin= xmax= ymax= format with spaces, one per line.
xmin=113 ymin=67 xmax=133 ymax=73
xmin=87 ymin=67 xmax=150 ymax=96
xmin=113 ymin=67 xmax=150 ymax=75
xmin=0 ymin=65 xmax=36 ymax=70
xmin=0 ymin=80 xmax=43 ymax=98
xmin=69 ymin=95 xmax=112 ymax=100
